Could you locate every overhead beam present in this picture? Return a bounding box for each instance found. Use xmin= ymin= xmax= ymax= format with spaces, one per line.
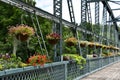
xmin=112 ymin=8 xmax=120 ymax=10
xmin=107 ymin=19 xmax=120 ymax=22
xmin=109 ymin=1 xmax=120 ymax=5
xmin=87 ymin=0 xmax=109 ymax=3
xmin=102 ymin=1 xmax=118 ymax=31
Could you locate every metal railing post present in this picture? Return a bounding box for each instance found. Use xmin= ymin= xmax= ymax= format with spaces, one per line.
xmin=65 ymin=63 xmax=68 ymax=80
xmin=88 ymin=59 xmax=90 ymax=72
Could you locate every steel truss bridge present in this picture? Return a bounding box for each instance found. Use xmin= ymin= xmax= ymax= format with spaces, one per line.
xmin=0 ymin=0 xmax=120 ymax=60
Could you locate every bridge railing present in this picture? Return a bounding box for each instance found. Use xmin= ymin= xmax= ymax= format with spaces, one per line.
xmin=0 ymin=55 xmax=120 ymax=80
xmin=69 ymin=55 xmax=120 ymax=80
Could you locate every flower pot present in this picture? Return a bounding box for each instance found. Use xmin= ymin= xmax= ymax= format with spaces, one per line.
xmin=88 ymin=42 xmax=94 ymax=48
xmin=96 ymin=45 xmax=102 ymax=48
xmin=80 ymin=43 xmax=86 ymax=47
xmin=48 ymin=39 xmax=59 ymax=45
xmin=16 ymin=34 xmax=29 ymax=41
xmin=79 ymin=41 xmax=87 ymax=47
xmin=66 ymin=42 xmax=75 ymax=46
xmin=63 ymin=56 xmax=70 ymax=61
xmin=88 ymin=45 xmax=94 ymax=48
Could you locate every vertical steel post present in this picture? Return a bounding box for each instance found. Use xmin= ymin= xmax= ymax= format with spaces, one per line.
xmin=87 ymin=1 xmax=92 ymax=24
xmin=81 ymin=0 xmax=87 ymax=58
xmin=67 ymin=0 xmax=76 ymax=37
xmin=67 ymin=0 xmax=76 ymax=24
xmin=81 ymin=0 xmax=87 ymax=23
xmin=99 ymin=5 xmax=107 ymax=57
xmin=95 ymin=2 xmax=99 ymax=25
xmin=53 ymin=0 xmax=62 ymax=61
xmin=65 ymin=63 xmax=67 ymax=80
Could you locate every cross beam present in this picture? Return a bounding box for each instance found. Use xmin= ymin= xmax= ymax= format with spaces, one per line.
xmin=102 ymin=1 xmax=118 ymax=31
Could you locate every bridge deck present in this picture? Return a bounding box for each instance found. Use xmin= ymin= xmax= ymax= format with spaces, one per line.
xmin=81 ymin=62 xmax=120 ymax=80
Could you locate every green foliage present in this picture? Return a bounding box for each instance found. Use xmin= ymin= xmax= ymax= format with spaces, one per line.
xmin=63 ymin=27 xmax=74 ymax=39
xmin=0 ymin=1 xmax=23 ymax=43
xmin=64 ymin=46 xmax=77 ymax=54
xmin=62 ymin=54 xmax=86 ymax=68
xmin=22 ymin=0 xmax=36 ymax=6
xmin=0 ymin=53 xmax=23 ymax=70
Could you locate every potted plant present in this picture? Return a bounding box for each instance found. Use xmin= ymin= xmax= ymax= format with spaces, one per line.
xmin=9 ymin=24 xmax=35 ymax=41
xmin=46 ymin=32 xmax=60 ymax=45
xmin=64 ymin=37 xmax=78 ymax=46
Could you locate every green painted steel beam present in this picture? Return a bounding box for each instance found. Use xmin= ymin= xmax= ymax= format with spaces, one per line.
xmin=87 ymin=0 xmax=109 ymax=3
xmin=102 ymin=1 xmax=119 ymax=31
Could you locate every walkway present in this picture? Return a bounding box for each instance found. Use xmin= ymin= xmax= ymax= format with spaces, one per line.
xmin=81 ymin=62 xmax=120 ymax=80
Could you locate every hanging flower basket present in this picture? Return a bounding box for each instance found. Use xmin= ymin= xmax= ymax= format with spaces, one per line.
xmin=114 ymin=47 xmax=119 ymax=50
xmin=64 ymin=37 xmax=78 ymax=46
xmin=66 ymin=42 xmax=76 ymax=46
xmin=88 ymin=42 xmax=94 ymax=48
xmin=96 ymin=45 xmax=102 ymax=48
xmin=46 ymin=33 xmax=60 ymax=45
xmin=80 ymin=41 xmax=87 ymax=47
xmin=47 ymin=39 xmax=60 ymax=45
xmin=102 ymin=45 xmax=108 ymax=49
xmin=105 ymin=46 xmax=110 ymax=49
xmin=16 ymin=33 xmax=29 ymax=41
xmin=96 ymin=43 xmax=102 ymax=48
xmin=9 ymin=24 xmax=35 ymax=42
xmin=109 ymin=45 xmax=113 ymax=49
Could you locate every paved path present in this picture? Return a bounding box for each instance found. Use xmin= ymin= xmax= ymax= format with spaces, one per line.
xmin=81 ymin=62 xmax=120 ymax=80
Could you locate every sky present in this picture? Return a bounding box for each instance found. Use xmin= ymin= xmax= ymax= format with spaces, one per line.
xmin=35 ymin=0 xmax=120 ymax=25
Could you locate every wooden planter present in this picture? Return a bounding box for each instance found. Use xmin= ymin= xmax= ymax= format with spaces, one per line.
xmin=16 ymin=34 xmax=29 ymax=41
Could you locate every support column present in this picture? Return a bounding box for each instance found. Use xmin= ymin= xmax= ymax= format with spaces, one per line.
xmin=81 ymin=0 xmax=87 ymax=23
xmin=95 ymin=2 xmax=99 ymax=25
xmin=53 ymin=0 xmax=62 ymax=61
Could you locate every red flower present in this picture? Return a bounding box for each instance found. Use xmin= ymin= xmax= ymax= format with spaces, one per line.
xmin=28 ymin=54 xmax=48 ymax=66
